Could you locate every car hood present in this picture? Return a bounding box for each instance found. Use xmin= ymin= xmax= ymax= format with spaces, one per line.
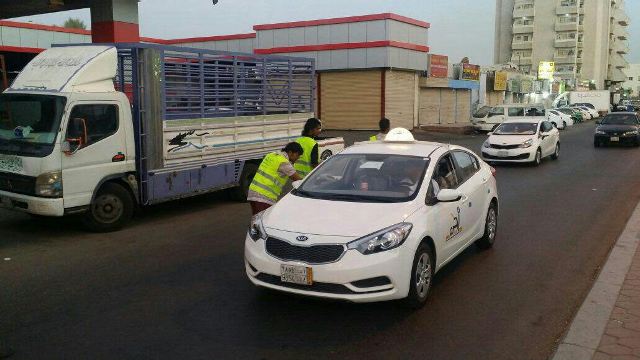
xmin=597 ymin=125 xmax=638 ymax=132
xmin=488 ymin=135 xmax=533 ymax=145
xmin=263 ymin=193 xmax=420 ymax=237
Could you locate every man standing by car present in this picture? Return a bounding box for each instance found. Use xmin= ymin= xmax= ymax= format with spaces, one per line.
xmin=247 ymin=142 xmax=304 ymax=215
xmin=295 ymin=118 xmax=322 ymax=178
xmin=370 ymin=118 xmax=391 ymax=141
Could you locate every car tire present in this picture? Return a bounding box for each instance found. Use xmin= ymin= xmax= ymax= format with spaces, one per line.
xmin=476 ymin=203 xmax=498 ymax=250
xmin=532 ymin=148 xmax=542 ymax=166
xmin=403 ymin=242 xmax=435 ymax=309
xmin=551 ymin=143 xmax=560 ymax=160
xmin=230 ymin=162 xmax=259 ymax=202
xmin=82 ymin=182 xmax=134 ymax=233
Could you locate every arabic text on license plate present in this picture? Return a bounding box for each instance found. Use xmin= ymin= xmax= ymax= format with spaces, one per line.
xmin=498 ymin=150 xmax=509 ymax=157
xmin=0 ymin=155 xmax=23 ymax=173
xmin=281 ymin=264 xmax=313 ymax=285
xmin=611 ymin=137 xmax=620 ymax=142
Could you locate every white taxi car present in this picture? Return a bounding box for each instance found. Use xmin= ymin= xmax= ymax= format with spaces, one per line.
xmin=481 ymin=119 xmax=560 ymax=166
xmin=245 ymin=129 xmax=499 ymax=308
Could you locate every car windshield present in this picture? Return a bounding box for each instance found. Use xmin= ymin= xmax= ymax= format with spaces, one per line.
xmin=600 ymin=115 xmax=639 ymax=126
xmin=473 ymin=106 xmax=491 ymax=118
xmin=557 ymin=109 xmax=573 ymax=115
xmin=493 ymin=122 xmax=538 ymax=135
xmin=296 ymin=154 xmax=429 ymax=203
xmin=0 ymin=94 xmax=66 ymax=145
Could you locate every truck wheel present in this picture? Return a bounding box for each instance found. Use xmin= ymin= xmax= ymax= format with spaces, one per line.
xmin=230 ymin=162 xmax=259 ymax=202
xmin=82 ymin=182 xmax=134 ymax=232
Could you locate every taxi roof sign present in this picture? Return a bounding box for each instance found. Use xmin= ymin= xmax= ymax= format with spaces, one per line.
xmin=384 ymin=128 xmax=416 ymax=143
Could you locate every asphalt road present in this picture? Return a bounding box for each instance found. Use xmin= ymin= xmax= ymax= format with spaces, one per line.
xmin=3 ymin=121 xmax=640 ymax=360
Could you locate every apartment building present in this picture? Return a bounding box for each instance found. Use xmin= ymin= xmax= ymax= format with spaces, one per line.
xmin=494 ymin=0 xmax=630 ymax=90
xmin=623 ymin=64 xmax=640 ymax=98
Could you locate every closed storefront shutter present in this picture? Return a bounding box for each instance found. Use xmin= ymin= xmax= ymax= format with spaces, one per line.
xmin=455 ymin=90 xmax=471 ymax=123
xmin=320 ymin=70 xmax=382 ymax=130
xmin=419 ymin=88 xmax=441 ymax=125
xmin=440 ymin=89 xmax=456 ymax=124
xmin=385 ymin=70 xmax=416 ymax=129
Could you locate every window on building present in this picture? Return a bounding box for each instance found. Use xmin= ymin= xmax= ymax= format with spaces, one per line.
xmin=630 ymin=77 xmax=634 ymax=81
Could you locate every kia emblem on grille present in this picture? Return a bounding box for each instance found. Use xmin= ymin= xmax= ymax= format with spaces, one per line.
xmin=296 ymin=235 xmax=309 ymax=242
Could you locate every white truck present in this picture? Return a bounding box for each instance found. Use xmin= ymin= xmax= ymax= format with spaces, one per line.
xmin=552 ymin=90 xmax=611 ymax=115
xmin=0 ymin=44 xmax=344 ymax=231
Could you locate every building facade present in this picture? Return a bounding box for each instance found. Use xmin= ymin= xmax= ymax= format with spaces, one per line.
xmin=494 ymin=0 xmax=630 ymax=90
xmin=623 ymin=64 xmax=640 ymax=98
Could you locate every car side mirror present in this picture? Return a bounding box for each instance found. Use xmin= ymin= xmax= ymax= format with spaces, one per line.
xmin=292 ymin=180 xmax=302 ymax=189
xmin=436 ymin=189 xmax=462 ymax=203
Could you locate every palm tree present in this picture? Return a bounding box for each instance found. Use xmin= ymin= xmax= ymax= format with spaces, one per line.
xmin=63 ymin=18 xmax=87 ymax=30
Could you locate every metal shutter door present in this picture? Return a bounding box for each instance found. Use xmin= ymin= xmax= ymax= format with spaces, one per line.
xmin=385 ymin=70 xmax=416 ymax=129
xmin=419 ymin=88 xmax=441 ymax=125
xmin=320 ymin=70 xmax=382 ymax=130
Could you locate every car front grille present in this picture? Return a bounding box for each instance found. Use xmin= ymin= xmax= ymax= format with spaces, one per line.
xmin=255 ymin=273 xmax=391 ymax=295
xmin=0 ymin=172 xmax=36 ymax=196
xmin=489 ymin=144 xmax=520 ymax=150
xmin=265 ymin=237 xmax=345 ymax=264
xmin=482 ymin=152 xmax=530 ymax=160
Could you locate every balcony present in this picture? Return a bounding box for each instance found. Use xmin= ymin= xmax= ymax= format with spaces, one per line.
xmin=613 ymin=8 xmax=630 ymax=26
xmin=514 ymin=7 xmax=535 ymax=18
xmin=513 ymin=24 xmax=534 ymax=34
xmin=616 ymin=42 xmax=630 ymax=54
xmin=607 ymin=68 xmax=627 ymax=83
xmin=610 ymin=54 xmax=629 ymax=69
xmin=556 ymin=5 xmax=580 ymax=15
xmin=555 ymin=70 xmax=577 ymax=80
xmin=613 ymin=24 xmax=628 ymax=39
xmin=511 ymin=56 xmax=532 ymax=65
xmin=555 ymin=38 xmax=578 ymax=48
xmin=555 ymin=22 xmax=579 ymax=32
xmin=512 ymin=40 xmax=533 ymax=50
xmin=554 ymin=54 xmax=577 ymax=64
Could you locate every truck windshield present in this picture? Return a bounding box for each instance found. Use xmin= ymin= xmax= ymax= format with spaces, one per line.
xmin=294 ymin=154 xmax=429 ymax=203
xmin=0 ymin=94 xmax=66 ymax=157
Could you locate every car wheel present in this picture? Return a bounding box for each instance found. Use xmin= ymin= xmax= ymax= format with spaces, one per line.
xmin=551 ymin=143 xmax=560 ymax=160
xmin=532 ymin=148 xmax=542 ymax=166
xmin=476 ymin=203 xmax=498 ymax=249
xmin=230 ymin=162 xmax=258 ymax=202
xmin=82 ymin=182 xmax=134 ymax=232
xmin=403 ymin=242 xmax=434 ymax=309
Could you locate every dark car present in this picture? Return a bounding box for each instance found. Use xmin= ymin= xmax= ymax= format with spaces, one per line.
xmin=594 ymin=112 xmax=640 ymax=147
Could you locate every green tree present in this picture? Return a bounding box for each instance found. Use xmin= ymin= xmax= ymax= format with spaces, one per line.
xmin=63 ymin=18 xmax=87 ymax=30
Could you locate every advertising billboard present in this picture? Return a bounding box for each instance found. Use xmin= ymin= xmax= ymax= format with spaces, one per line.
xmin=428 ymin=54 xmax=449 ymax=78
xmin=461 ymin=64 xmax=481 ymax=81
xmin=494 ymin=71 xmax=508 ymax=91
xmin=538 ymin=61 xmax=555 ymax=80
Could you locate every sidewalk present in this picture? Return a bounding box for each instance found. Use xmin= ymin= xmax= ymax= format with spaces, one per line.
xmin=554 ymin=203 xmax=640 ymax=359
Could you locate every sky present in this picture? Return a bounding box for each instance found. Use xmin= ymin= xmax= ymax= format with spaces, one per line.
xmin=10 ymin=0 xmax=640 ymax=66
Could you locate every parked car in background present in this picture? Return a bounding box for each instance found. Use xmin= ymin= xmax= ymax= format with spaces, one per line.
xmin=471 ymin=104 xmax=546 ymax=132
xmin=594 ymin=112 xmax=640 ymax=147
xmin=482 ymin=119 xmax=560 ymax=166
xmin=246 ymin=128 xmax=499 ymax=308
xmin=573 ymin=106 xmax=593 ymax=120
xmin=556 ymin=107 xmax=583 ymax=123
xmin=577 ymin=106 xmax=599 ymax=119
xmin=547 ymin=109 xmax=573 ymax=129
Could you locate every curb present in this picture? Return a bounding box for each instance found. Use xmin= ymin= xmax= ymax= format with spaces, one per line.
xmin=552 ymin=201 xmax=640 ymax=359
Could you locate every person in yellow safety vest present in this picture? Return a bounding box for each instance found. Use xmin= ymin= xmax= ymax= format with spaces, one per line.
xmin=247 ymin=142 xmax=304 ymax=215
xmin=369 ymin=117 xmax=391 ymax=141
xmin=295 ymin=118 xmax=322 ymax=178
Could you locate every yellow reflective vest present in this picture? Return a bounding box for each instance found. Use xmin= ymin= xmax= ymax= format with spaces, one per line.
xmin=294 ymin=136 xmax=317 ymax=177
xmin=249 ymin=152 xmax=289 ymax=202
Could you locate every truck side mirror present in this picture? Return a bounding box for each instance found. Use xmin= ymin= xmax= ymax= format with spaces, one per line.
xmin=65 ymin=118 xmax=88 ymax=155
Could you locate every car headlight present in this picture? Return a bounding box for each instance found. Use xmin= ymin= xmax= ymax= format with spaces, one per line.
xmin=624 ymin=130 xmax=639 ymax=136
xmin=595 ymin=130 xmax=606 ymax=135
xmin=483 ymin=140 xmax=491 ymax=148
xmin=347 ymin=223 xmax=413 ymax=255
xmin=35 ymin=171 xmax=63 ymax=198
xmin=248 ymin=212 xmax=268 ymax=241
xmin=519 ymin=139 xmax=534 ymax=148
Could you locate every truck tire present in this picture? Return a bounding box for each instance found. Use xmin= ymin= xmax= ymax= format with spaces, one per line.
xmin=82 ymin=182 xmax=134 ymax=232
xmin=230 ymin=162 xmax=259 ymax=202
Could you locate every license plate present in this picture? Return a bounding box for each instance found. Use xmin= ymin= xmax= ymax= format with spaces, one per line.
xmin=280 ymin=264 xmax=313 ymax=285
xmin=497 ymin=150 xmax=509 ymax=157
xmin=0 ymin=154 xmax=23 ymax=173
xmin=611 ymin=137 xmax=620 ymax=142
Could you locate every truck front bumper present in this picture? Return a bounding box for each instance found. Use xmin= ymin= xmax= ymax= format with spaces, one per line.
xmin=0 ymin=190 xmax=64 ymax=216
